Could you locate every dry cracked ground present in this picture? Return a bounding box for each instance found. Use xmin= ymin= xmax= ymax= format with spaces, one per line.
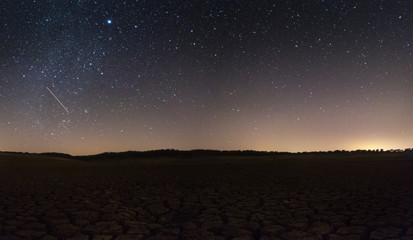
xmin=1 ymin=152 xmax=413 ymax=240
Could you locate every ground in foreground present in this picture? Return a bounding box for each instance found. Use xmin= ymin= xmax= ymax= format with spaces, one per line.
xmin=0 ymin=152 xmax=413 ymax=240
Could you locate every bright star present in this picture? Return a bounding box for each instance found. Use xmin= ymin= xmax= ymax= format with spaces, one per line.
xmin=107 ymin=19 xmax=112 ymax=24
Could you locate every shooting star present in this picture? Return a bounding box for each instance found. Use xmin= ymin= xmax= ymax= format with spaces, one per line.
xmin=46 ymin=87 xmax=69 ymax=113
xmin=60 ymin=124 xmax=70 ymax=130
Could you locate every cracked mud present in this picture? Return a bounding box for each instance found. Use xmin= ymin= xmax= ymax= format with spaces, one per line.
xmin=1 ymin=153 xmax=413 ymax=239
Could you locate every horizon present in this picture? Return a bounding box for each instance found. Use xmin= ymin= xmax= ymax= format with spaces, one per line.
xmin=2 ymin=146 xmax=412 ymax=157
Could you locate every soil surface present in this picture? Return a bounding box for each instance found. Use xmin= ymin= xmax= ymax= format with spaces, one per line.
xmin=1 ymin=152 xmax=413 ymax=240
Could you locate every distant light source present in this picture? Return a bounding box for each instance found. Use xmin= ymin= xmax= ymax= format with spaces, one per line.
xmin=107 ymin=19 xmax=112 ymax=24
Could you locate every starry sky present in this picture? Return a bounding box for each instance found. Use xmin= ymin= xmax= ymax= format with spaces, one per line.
xmin=1 ymin=0 xmax=412 ymax=155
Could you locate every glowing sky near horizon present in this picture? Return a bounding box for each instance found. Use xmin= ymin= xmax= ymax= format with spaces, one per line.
xmin=0 ymin=1 xmax=412 ymax=155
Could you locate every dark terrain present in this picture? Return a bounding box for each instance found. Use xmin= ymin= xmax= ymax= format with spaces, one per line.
xmin=0 ymin=151 xmax=413 ymax=240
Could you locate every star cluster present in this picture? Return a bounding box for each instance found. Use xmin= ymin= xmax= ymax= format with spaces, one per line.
xmin=1 ymin=0 xmax=412 ymax=154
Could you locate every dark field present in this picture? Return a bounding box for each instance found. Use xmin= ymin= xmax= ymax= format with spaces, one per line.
xmin=1 ymin=152 xmax=413 ymax=240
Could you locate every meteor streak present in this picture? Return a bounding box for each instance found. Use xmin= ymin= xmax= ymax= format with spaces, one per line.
xmin=46 ymin=87 xmax=69 ymax=113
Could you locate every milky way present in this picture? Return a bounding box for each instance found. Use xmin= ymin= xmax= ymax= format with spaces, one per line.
xmin=1 ymin=1 xmax=412 ymax=154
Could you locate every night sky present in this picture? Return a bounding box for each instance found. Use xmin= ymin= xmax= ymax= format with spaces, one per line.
xmin=1 ymin=1 xmax=412 ymax=155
